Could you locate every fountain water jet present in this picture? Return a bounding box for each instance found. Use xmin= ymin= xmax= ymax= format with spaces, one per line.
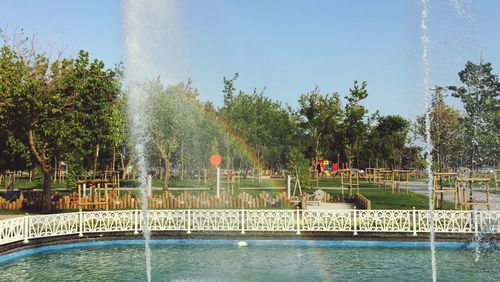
xmin=420 ymin=1 xmax=437 ymax=281
xmin=123 ymin=0 xmax=185 ymax=280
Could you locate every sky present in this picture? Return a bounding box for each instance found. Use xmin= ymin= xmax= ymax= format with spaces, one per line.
xmin=1 ymin=0 xmax=499 ymax=119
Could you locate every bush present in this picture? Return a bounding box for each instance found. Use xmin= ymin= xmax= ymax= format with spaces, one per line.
xmin=65 ymin=170 xmax=78 ymax=191
xmin=120 ymin=179 xmax=141 ymax=188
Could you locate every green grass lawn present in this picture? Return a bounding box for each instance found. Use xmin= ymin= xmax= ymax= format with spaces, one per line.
xmin=0 ymin=209 xmax=26 ymax=215
xmin=7 ymin=179 xmax=69 ymax=190
xmin=357 ymin=189 xmax=455 ymax=210
xmin=490 ymin=189 xmax=500 ymax=195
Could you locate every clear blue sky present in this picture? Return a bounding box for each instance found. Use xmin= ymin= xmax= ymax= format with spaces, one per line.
xmin=1 ymin=0 xmax=499 ymax=119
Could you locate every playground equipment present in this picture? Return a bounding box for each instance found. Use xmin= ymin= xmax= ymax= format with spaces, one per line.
xmin=302 ymin=189 xmax=325 ymax=206
xmin=378 ymin=169 xmax=392 ymax=190
xmin=341 ymin=168 xmax=360 ymax=195
xmin=77 ymin=180 xmax=109 ymax=210
xmin=456 ymin=177 xmax=490 ymax=210
xmin=432 ymin=172 xmax=458 ymax=209
xmin=368 ymin=168 xmax=386 ymax=187
xmin=0 ymin=172 xmax=15 ymax=190
xmin=364 ymin=167 xmax=376 ymax=183
xmin=251 ymin=168 xmax=262 ymax=182
xmin=101 ymin=170 xmax=121 ymax=193
xmin=392 ymin=170 xmax=410 ymax=194
xmin=314 ymin=160 xmax=333 ymax=178
xmin=51 ymin=161 xmax=67 ymax=184
xmin=287 ymin=170 xmax=303 ymax=207
xmin=221 ymin=170 xmax=240 ymax=195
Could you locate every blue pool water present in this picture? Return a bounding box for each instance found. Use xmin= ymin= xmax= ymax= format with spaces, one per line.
xmin=0 ymin=239 xmax=498 ymax=281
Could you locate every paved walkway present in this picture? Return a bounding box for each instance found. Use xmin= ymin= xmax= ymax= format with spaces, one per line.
xmin=307 ymin=202 xmax=354 ymax=210
xmin=407 ymin=181 xmax=500 ymax=210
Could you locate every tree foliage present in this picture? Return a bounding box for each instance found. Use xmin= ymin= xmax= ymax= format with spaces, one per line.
xmin=416 ymin=86 xmax=461 ymax=170
xmin=0 ymin=37 xmax=121 ymax=212
xmin=448 ymin=61 xmax=500 ymax=169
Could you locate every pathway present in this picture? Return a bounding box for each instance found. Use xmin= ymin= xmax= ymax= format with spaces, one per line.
xmin=307 ymin=202 xmax=354 ymax=210
xmin=407 ymin=181 xmax=500 ymax=210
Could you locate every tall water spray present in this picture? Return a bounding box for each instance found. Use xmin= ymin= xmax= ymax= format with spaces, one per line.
xmin=420 ymin=1 xmax=437 ymax=281
xmin=123 ymin=72 xmax=153 ymax=279
xmin=124 ymin=1 xmax=183 ymax=280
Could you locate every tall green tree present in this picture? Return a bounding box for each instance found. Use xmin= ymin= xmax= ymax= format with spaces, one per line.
xmin=416 ymin=86 xmax=462 ymax=170
xmin=296 ymin=86 xmax=343 ymax=169
xmin=145 ymin=79 xmax=178 ymax=189
xmin=368 ymin=115 xmax=410 ymax=169
xmin=220 ymin=75 xmax=293 ymax=171
xmin=448 ymin=60 xmax=500 ymax=169
xmin=343 ymin=80 xmax=369 ymax=168
xmin=144 ymin=79 xmax=205 ymax=187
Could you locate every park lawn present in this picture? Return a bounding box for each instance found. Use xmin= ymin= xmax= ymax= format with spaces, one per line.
xmin=490 ymin=189 xmax=500 ymax=195
xmin=0 ymin=209 xmax=26 ymax=215
xmin=8 ymin=179 xmax=69 ymax=190
xmin=134 ymin=177 xmax=288 ymax=189
xmin=357 ymin=189 xmax=455 ymax=210
xmin=309 ymin=177 xmax=379 ymax=189
xmin=0 ymin=208 xmax=80 ymax=215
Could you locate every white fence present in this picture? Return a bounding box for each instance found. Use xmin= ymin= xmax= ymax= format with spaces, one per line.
xmin=1 ymin=209 xmax=499 ymax=246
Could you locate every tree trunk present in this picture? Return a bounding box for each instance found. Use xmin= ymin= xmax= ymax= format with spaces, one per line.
xmin=314 ymin=137 xmax=320 ymax=162
xmin=163 ymin=158 xmax=170 ymax=190
xmin=112 ymin=148 xmax=116 ymax=172
xmin=93 ymin=143 xmax=100 ymax=179
xmin=120 ymin=153 xmax=125 ymax=179
xmin=28 ymin=129 xmax=53 ymax=213
xmin=42 ymin=171 xmax=52 ymax=213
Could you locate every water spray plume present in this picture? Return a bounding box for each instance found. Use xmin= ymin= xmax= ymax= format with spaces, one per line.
xmin=420 ymin=1 xmax=437 ymax=281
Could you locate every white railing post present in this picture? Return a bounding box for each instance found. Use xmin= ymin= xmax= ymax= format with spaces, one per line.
xmin=23 ymin=214 xmax=29 ymax=243
xmin=187 ymin=208 xmax=191 ymax=234
xmin=353 ymin=207 xmax=358 ymax=236
xmin=296 ymin=207 xmax=301 ymax=235
xmin=241 ymin=207 xmax=245 ymax=234
xmin=412 ymin=207 xmax=417 ymax=236
xmin=134 ymin=209 xmax=139 ymax=235
xmin=287 ymin=175 xmax=291 ymax=199
xmin=78 ymin=209 xmax=83 ymax=237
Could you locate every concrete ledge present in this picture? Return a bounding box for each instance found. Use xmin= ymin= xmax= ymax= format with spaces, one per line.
xmin=2 ymin=230 xmax=497 ymax=256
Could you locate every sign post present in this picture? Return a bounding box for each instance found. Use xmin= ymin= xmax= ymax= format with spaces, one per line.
xmin=216 ymin=167 xmax=220 ymax=198
xmin=210 ymin=154 xmax=222 ymax=199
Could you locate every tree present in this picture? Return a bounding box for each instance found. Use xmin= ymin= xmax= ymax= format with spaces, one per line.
xmin=145 ymin=79 xmax=179 ymax=189
xmin=219 ymin=75 xmax=293 ymax=171
xmin=448 ymin=60 xmax=500 ymax=169
xmin=221 ymin=89 xmax=292 ymax=171
xmin=296 ymin=86 xmax=343 ymax=170
xmin=368 ymin=115 xmax=410 ymax=169
xmin=416 ymin=86 xmax=461 ymax=170
xmin=343 ymin=81 xmax=369 ymax=168
xmin=145 ymin=79 xmax=204 ymax=188
xmin=0 ymin=40 xmax=121 ymax=212
xmin=219 ymin=73 xmax=239 ymax=169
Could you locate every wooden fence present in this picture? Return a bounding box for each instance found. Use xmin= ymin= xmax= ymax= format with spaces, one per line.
xmin=0 ymin=190 xmax=346 ymax=211
xmin=353 ymin=193 xmax=372 ymax=209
